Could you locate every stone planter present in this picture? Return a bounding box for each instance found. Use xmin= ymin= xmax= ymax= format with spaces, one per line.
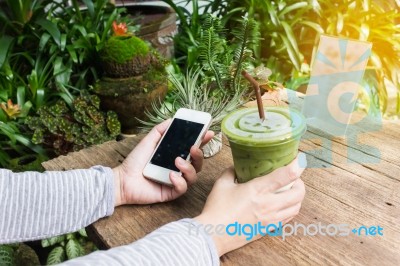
xmin=101 ymin=52 xmax=157 ymax=78
xmin=93 ymin=73 xmax=167 ymax=134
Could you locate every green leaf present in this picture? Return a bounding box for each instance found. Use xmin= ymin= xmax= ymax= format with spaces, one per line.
xmin=336 ymin=12 xmax=344 ymax=34
xmin=28 ymin=70 xmax=38 ymax=96
xmin=0 ymin=109 xmax=7 ymax=122
xmin=280 ymin=34 xmax=301 ymax=70
xmin=20 ymin=101 xmax=32 ymax=117
xmin=39 ymin=33 xmax=51 ymax=51
xmin=46 ymin=246 xmax=65 ymax=265
xmin=0 ymin=123 xmax=17 ymax=143
xmin=280 ymin=22 xmax=301 ymax=70
xmin=73 ymin=25 xmax=88 ymax=37
xmin=0 ymin=35 xmax=13 ymax=68
xmin=66 ymin=239 xmax=84 ymax=260
xmin=266 ymin=1 xmax=280 ymax=26
xmin=299 ymin=21 xmax=324 ymax=34
xmin=0 ymin=245 xmax=15 ymax=266
xmin=66 ymin=45 xmax=78 ymax=63
xmin=60 ymin=34 xmax=67 ymax=52
xmin=36 ymin=19 xmax=61 ymax=46
xmin=279 ymin=2 xmax=308 ymax=17
xmin=359 ymin=23 xmax=370 ymax=41
xmin=82 ymin=0 xmax=95 ymax=18
xmin=16 ymin=86 xmax=25 ymax=106
xmin=35 ymin=88 xmax=45 ymax=109
xmin=41 ymin=235 xmax=66 ymax=248
xmin=78 ymin=228 xmax=88 ymax=238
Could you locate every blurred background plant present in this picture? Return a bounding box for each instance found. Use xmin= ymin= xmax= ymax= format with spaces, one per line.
xmin=315 ymin=0 xmax=400 ymax=117
xmin=0 ymin=0 xmax=131 ymax=169
xmin=165 ymin=0 xmax=400 ymax=118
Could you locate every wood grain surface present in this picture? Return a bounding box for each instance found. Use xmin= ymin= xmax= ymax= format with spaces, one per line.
xmin=43 ymin=116 xmax=400 ymax=266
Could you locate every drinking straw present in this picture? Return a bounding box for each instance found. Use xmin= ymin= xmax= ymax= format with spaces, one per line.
xmin=241 ymin=70 xmax=265 ymax=121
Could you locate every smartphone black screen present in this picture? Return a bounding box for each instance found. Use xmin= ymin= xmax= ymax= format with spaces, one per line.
xmin=150 ymin=118 xmax=205 ymax=171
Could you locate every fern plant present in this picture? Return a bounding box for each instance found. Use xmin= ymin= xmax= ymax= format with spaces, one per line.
xmin=197 ymin=15 xmax=260 ymax=94
xmin=142 ymin=16 xmax=260 ymax=131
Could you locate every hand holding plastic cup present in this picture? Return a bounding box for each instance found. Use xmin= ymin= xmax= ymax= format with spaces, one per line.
xmin=221 ymin=106 xmax=306 ymax=192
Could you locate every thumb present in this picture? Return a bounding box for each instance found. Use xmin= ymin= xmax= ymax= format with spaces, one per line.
xmin=218 ymin=167 xmax=237 ymax=184
xmin=141 ymin=119 xmax=172 ymax=149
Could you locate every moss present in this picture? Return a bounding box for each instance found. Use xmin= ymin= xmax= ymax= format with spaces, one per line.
xmin=93 ymin=66 xmax=167 ymax=95
xmin=101 ymin=36 xmax=150 ymax=64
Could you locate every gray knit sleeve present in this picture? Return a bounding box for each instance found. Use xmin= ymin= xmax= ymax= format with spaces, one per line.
xmin=62 ymin=218 xmax=220 ymax=266
xmin=0 ymin=167 xmax=220 ymax=265
xmin=0 ymin=166 xmax=114 ymax=244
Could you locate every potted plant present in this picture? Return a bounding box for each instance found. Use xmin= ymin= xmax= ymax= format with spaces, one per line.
xmin=141 ymin=15 xmax=260 ymax=157
xmin=93 ymin=21 xmax=168 ymax=134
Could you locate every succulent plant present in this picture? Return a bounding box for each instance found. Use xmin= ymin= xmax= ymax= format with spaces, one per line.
xmin=25 ymin=91 xmax=121 ymax=155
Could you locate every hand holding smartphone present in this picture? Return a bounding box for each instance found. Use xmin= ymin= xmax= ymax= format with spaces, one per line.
xmin=143 ymin=108 xmax=212 ymax=185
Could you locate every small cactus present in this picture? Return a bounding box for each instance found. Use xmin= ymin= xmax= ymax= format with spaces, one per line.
xmin=26 ymin=91 xmax=121 ymax=155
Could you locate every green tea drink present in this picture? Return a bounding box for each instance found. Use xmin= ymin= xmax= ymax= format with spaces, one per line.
xmin=222 ymin=107 xmax=306 ymax=191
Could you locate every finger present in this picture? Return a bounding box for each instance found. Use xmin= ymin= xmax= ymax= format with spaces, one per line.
xmin=275 ymin=202 xmax=302 ymax=222
xmin=200 ymin=131 xmax=215 ymax=148
xmin=273 ymin=179 xmax=306 ymax=211
xmin=251 ymin=153 xmax=307 ymax=193
xmin=217 ymin=167 xmax=237 ymax=185
xmin=175 ymin=157 xmax=197 ymax=185
xmin=190 ymin=146 xmax=203 ymax=172
xmin=143 ymin=119 xmax=172 ymax=148
xmin=169 ymin=171 xmax=188 ymax=195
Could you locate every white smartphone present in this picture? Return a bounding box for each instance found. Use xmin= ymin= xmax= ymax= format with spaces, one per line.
xmin=143 ymin=108 xmax=212 ymax=186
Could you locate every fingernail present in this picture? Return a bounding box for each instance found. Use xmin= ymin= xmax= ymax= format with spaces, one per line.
xmin=177 ymin=157 xmax=186 ymax=165
xmin=298 ymin=152 xmax=307 ymax=168
xmin=172 ymin=172 xmax=181 ymax=178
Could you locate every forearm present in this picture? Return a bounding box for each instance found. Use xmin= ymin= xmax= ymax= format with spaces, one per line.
xmin=0 ymin=166 xmax=114 ymax=244
xmin=62 ymin=219 xmax=219 ymax=266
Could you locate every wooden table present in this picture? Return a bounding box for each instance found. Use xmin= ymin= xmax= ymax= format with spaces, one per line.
xmin=43 ymin=103 xmax=400 ymax=265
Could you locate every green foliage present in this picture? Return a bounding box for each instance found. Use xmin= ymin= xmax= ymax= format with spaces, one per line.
xmin=315 ymin=0 xmax=400 ymax=115
xmin=42 ymin=235 xmax=66 ymax=248
xmin=0 ymin=0 xmax=132 ymax=167
xmin=42 ymin=229 xmax=97 ymax=265
xmin=161 ymin=0 xmax=204 ymax=68
xmin=101 ymin=36 xmax=150 ymax=64
xmin=0 ymin=245 xmax=15 ymax=266
xmin=213 ymin=0 xmax=322 ymax=84
xmin=205 ymin=0 xmax=400 ymax=116
xmin=0 ymin=243 xmax=40 ymax=266
xmin=66 ymin=239 xmax=85 ymax=259
xmin=196 ymin=15 xmax=260 ymax=95
xmin=46 ymin=246 xmax=65 ymax=265
xmin=0 ymin=119 xmax=47 ymax=169
xmin=143 ymin=15 xmax=259 ymax=130
xmin=142 ymin=69 xmax=243 ymax=132
xmin=26 ymin=91 xmax=121 ymax=155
